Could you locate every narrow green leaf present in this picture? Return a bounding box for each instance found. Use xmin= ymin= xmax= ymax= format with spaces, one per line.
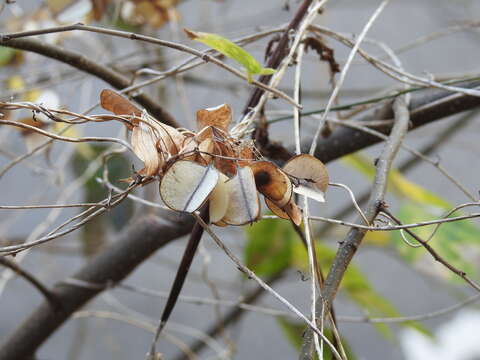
xmin=277 ymin=317 xmax=306 ymax=350
xmin=71 ymin=145 xmax=133 ymax=232
xmin=277 ymin=317 xmax=357 ymax=359
xmin=392 ymin=203 xmax=480 ymax=283
xmin=244 ymin=217 xmax=294 ymax=277
xmin=342 ymin=153 xmax=451 ymax=210
xmin=184 ymin=28 xmax=275 ymax=82
xmin=0 ymin=47 xmax=16 ymax=66
xmin=291 ymin=241 xmax=430 ymax=339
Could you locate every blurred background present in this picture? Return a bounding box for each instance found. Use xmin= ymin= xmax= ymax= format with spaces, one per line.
xmin=1 ymin=0 xmax=480 ymax=359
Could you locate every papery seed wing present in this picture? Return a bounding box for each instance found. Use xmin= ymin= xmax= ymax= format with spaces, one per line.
xmin=160 ymin=161 xmax=219 ymax=213
xmin=222 ymin=166 xmax=260 ymax=225
xmin=213 ymin=140 xmax=237 ymax=176
xmin=237 ymin=142 xmax=255 ymax=167
xmin=213 ymin=219 xmax=229 ymax=227
xmin=198 ymin=138 xmax=214 ymax=163
xmin=196 ymin=104 xmax=232 ymax=132
xmin=293 ymin=185 xmax=325 ymax=203
xmin=178 ymin=136 xmax=198 ymax=161
xmin=249 ymin=161 xmax=292 ymax=207
xmin=283 ymin=154 xmax=329 ymax=193
xmin=209 ymin=173 xmax=230 ymax=223
xmin=283 ymin=154 xmax=329 ymax=203
xmin=142 ymin=111 xmax=184 ymax=155
xmin=100 ymin=89 xmax=141 ymax=128
xmin=265 ymin=198 xmax=302 ymax=226
xmin=131 ymin=120 xmax=161 ymax=177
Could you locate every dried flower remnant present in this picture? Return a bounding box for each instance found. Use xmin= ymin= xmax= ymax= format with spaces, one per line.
xmin=100 ymin=90 xmax=329 ymax=226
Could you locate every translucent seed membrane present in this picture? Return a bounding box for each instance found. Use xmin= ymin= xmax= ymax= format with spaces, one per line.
xmin=160 ymin=161 xmax=219 ymax=213
xmin=222 ymin=166 xmax=260 ymax=225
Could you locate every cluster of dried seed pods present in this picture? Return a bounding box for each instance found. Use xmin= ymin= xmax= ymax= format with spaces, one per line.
xmin=100 ymin=89 xmax=329 ymax=226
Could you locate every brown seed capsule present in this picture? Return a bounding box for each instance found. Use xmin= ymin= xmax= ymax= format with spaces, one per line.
xmin=265 ymin=198 xmax=302 ymax=226
xmin=283 ymin=154 xmax=329 ymax=202
xmin=249 ymin=161 xmax=292 ymax=208
xmin=196 ymin=104 xmax=232 ymax=133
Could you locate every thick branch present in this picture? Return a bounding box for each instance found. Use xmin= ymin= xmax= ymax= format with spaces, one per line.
xmin=0 ymin=38 xmax=178 ymax=127
xmin=0 ymin=256 xmax=61 ymax=310
xmin=0 ymin=214 xmax=194 ymax=360
xmin=2 ymin=85 xmax=480 ymax=359
xmin=243 ymin=0 xmax=314 ymax=114
xmin=305 ymin=80 xmax=480 ymax=162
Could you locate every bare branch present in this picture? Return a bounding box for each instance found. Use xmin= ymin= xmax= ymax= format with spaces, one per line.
xmin=299 ymin=96 xmax=410 ymax=359
xmin=0 ymin=255 xmax=60 ymax=310
xmin=0 ymin=214 xmax=194 ymax=360
xmin=0 ymin=37 xmax=178 ymax=127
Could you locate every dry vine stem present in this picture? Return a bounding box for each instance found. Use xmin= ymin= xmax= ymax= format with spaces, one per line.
xmin=2 ymin=2 xmax=480 ymax=359
xmin=300 ymin=96 xmax=411 ymax=359
xmin=99 ymin=90 xmax=331 ymax=356
xmin=0 ymin=24 xmax=299 ymax=108
xmin=193 ymin=212 xmax=344 ymax=360
xmin=232 ymin=0 xmax=330 ymax=137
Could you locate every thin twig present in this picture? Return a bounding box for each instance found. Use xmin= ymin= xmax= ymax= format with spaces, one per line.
xmin=380 ymin=205 xmax=480 ymax=293
xmin=192 ymin=212 xmax=343 ymax=360
xmin=0 ymin=255 xmax=61 ymax=310
xmin=300 ymin=96 xmax=410 ymax=359
xmin=1 ymin=24 xmax=299 ymax=108
xmin=309 ymin=0 xmax=391 ymax=155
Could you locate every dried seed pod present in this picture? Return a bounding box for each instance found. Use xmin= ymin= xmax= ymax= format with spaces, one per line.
xmin=160 ymin=161 xmax=219 ymax=213
xmin=237 ymin=141 xmax=255 ymax=167
xmin=131 ymin=118 xmax=162 ymax=177
xmin=265 ymin=198 xmax=302 ymax=226
xmin=213 ymin=140 xmax=237 ymax=176
xmin=213 ymin=219 xmax=229 ymax=227
xmin=283 ymin=154 xmax=329 ymax=202
xmin=198 ymin=138 xmax=215 ymax=163
xmin=249 ymin=161 xmax=292 ymax=208
xmin=100 ymin=89 xmax=141 ymax=128
xmin=209 ymin=173 xmax=230 ymax=223
xmin=178 ymin=136 xmax=199 ymax=161
xmin=221 ymin=166 xmax=260 ymax=225
xmin=196 ymin=104 xmax=232 ymax=133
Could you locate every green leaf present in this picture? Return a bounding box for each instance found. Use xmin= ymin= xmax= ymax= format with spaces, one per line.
xmin=343 ymin=152 xmax=480 ymax=287
xmin=342 ymin=154 xmax=451 ymax=210
xmin=291 ymin=241 xmax=430 ymax=339
xmin=244 ymin=217 xmax=295 ymax=277
xmin=184 ymin=28 xmax=275 ymax=82
xmin=392 ymin=203 xmax=480 ymax=283
xmin=0 ymin=47 xmax=16 ymax=66
xmin=277 ymin=317 xmax=306 ymax=350
xmin=71 ymin=145 xmax=133 ymax=231
xmin=277 ymin=317 xmax=357 ymax=359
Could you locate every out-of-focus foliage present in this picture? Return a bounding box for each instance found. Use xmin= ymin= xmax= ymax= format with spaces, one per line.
xmin=343 ymin=153 xmax=480 ymax=283
xmin=245 ymin=217 xmax=295 ymax=278
xmin=71 ymin=144 xmax=133 ymax=256
xmin=278 ymin=316 xmax=357 ymax=359
xmin=245 ymin=218 xmax=429 ymax=339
